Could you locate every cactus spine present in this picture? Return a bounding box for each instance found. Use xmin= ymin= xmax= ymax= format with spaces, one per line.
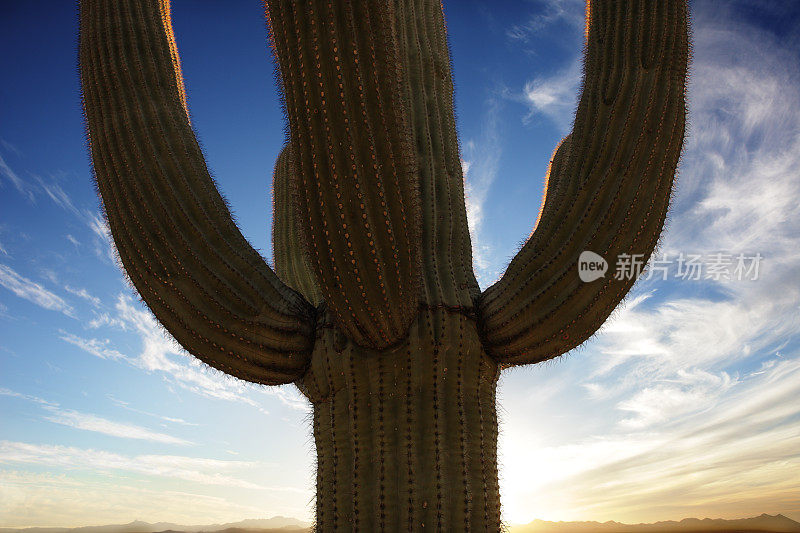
xmin=79 ymin=0 xmax=688 ymax=531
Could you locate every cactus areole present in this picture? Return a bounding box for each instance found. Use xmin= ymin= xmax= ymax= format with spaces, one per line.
xmin=79 ymin=0 xmax=688 ymax=530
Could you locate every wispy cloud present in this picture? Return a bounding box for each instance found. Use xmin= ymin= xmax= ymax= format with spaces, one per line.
xmin=256 ymin=385 xmax=310 ymax=413
xmin=501 ymin=6 xmax=584 ymax=132
xmin=0 ymin=153 xmax=35 ymax=202
xmin=0 ymin=264 xmax=74 ymax=317
xmin=616 ymin=368 xmax=737 ymax=429
xmin=0 ymin=467 xmax=312 ymax=527
xmin=0 ymin=387 xmax=58 ymax=408
xmin=63 ymin=285 xmax=101 ymax=307
xmin=0 ymin=139 xmax=22 ymax=156
xmin=88 ymin=212 xmax=111 ymax=242
xmin=44 ymin=410 xmax=193 ymax=446
xmin=503 ymin=356 xmax=800 ymax=523
xmin=576 ymin=358 xmax=800 ymax=518
xmin=87 ymin=212 xmax=117 ymax=264
xmin=60 ymin=331 xmax=127 ymax=360
xmin=62 ymin=293 xmax=309 ymax=414
xmin=506 ymin=0 xmax=584 ymax=42
xmin=108 ymin=395 xmax=199 ymax=427
xmin=0 ymin=149 xmax=84 ymax=214
xmin=521 ymin=56 xmax=582 ymax=132
xmin=113 ymin=295 xmax=270 ymax=409
xmin=463 ymin=98 xmax=503 ymax=288
xmin=0 ymin=388 xmax=191 ymax=445
xmin=1 ymin=143 xmax=117 ymax=266
xmin=86 ymin=311 xmax=128 ymax=330
xmin=0 ymin=441 xmax=269 ymax=489
xmin=37 ymin=178 xmax=83 ymax=219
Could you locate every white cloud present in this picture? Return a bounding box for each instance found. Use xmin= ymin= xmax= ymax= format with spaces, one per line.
xmin=506 ymin=0 xmax=584 ymax=42
xmin=0 ymin=153 xmax=35 ymax=202
xmin=616 ymin=369 xmax=737 ymax=429
xmin=0 ymin=471 xmax=243 ymax=527
xmin=87 ymin=212 xmax=117 ymax=264
xmin=521 ymin=56 xmax=582 ymax=132
xmin=113 ymin=295 xmax=267 ymax=407
xmin=463 ymin=98 xmax=503 ymax=288
xmin=37 ymin=178 xmax=82 ymax=219
xmin=0 ymin=153 xmax=89 ymax=215
xmin=108 ymin=396 xmax=199 ymax=427
xmin=0 ymin=388 xmax=58 ymax=408
xmin=60 ymin=331 xmax=127 ymax=361
xmin=0 ymin=388 xmax=191 ymax=445
xmin=0 ymin=139 xmax=22 ymax=156
xmin=63 ymin=293 xmax=307 ymax=414
xmin=590 ymin=290 xmax=796 ymax=387
xmin=0 ymin=151 xmax=108 ymax=260
xmin=40 ymin=268 xmax=59 ymax=285
xmin=86 ymin=311 xmax=127 ymax=330
xmin=502 ymin=356 xmax=800 ymax=523
xmin=43 ymin=410 xmax=193 ymax=446
xmin=88 ymin=212 xmax=111 ymax=242
xmin=0 ymin=150 xmax=118 ymax=267
xmin=0 ymin=264 xmax=74 ymax=317
xmin=0 ymin=441 xmax=267 ymax=489
xmin=575 ymin=358 xmax=800 ymax=513
xmin=64 ymin=285 xmax=101 ymax=307
xmin=0 ymin=469 xmax=312 ymax=527
xmin=256 ymin=385 xmax=309 ymax=413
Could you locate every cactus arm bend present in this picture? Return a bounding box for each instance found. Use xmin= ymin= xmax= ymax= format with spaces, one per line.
xmin=265 ymin=0 xmax=423 ymax=349
xmin=79 ymin=0 xmax=316 ymax=385
xmin=478 ymin=0 xmax=689 ymax=365
xmin=272 ymin=143 xmax=324 ymax=306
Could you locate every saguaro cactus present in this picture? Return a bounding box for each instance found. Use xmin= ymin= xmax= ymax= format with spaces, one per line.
xmin=79 ymin=0 xmax=688 ymax=530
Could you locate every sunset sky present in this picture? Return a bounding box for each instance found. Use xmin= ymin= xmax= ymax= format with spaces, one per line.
xmin=1 ymin=0 xmax=799 ymax=527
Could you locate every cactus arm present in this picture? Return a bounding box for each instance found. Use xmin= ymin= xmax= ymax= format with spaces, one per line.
xmin=392 ymin=0 xmax=481 ymax=308
xmin=266 ymin=0 xmax=423 ymax=349
xmin=79 ymin=0 xmax=315 ymax=385
xmin=272 ymin=143 xmax=324 ymax=306
xmin=478 ymin=0 xmax=689 ymax=365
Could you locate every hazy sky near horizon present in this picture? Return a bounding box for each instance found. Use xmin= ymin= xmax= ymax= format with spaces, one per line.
xmin=1 ymin=0 xmax=799 ymax=527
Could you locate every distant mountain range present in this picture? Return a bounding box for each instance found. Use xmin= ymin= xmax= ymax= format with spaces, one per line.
xmin=0 ymin=517 xmax=311 ymax=533
xmin=510 ymin=513 xmax=800 ymax=532
xmin=2 ymin=513 xmax=799 ymax=533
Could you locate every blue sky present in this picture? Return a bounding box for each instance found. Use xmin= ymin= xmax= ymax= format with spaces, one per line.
xmin=1 ymin=0 xmax=799 ymax=527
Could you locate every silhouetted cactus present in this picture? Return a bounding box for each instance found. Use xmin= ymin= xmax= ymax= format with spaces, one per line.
xmin=79 ymin=0 xmax=689 ymax=530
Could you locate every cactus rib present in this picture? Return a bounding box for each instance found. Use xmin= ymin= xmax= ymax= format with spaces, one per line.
xmin=272 ymin=143 xmax=325 ymax=306
xmin=266 ymin=0 xmax=422 ymax=349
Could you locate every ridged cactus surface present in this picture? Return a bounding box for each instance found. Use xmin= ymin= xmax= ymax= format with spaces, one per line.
xmin=273 ymin=143 xmax=325 ymax=306
xmin=79 ymin=0 xmax=688 ymax=530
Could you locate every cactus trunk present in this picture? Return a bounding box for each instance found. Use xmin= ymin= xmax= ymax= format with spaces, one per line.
xmin=299 ymin=308 xmax=501 ymax=531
